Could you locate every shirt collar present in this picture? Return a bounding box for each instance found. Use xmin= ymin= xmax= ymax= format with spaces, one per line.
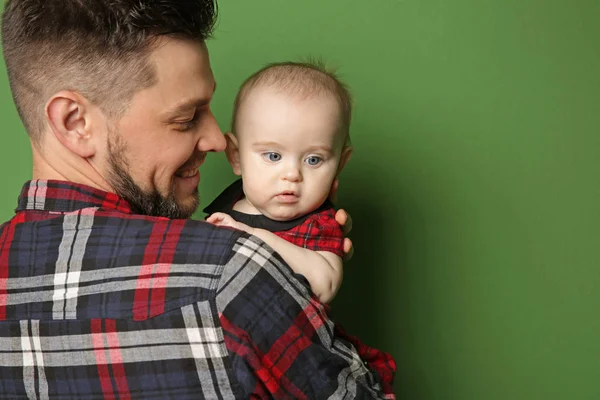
xmin=16 ymin=180 xmax=133 ymax=214
xmin=203 ymin=178 xmax=334 ymax=232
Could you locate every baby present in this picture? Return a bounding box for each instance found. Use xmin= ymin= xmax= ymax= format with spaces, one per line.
xmin=206 ymin=62 xmax=396 ymax=394
xmin=205 ymin=61 xmax=352 ymax=303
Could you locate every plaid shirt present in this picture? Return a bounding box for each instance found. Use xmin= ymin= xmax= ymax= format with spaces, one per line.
xmin=273 ymin=210 xmax=345 ymax=257
xmin=275 ymin=211 xmax=397 ymax=394
xmin=0 ymin=180 xmax=395 ymax=399
xmin=204 ymin=179 xmax=397 ymax=395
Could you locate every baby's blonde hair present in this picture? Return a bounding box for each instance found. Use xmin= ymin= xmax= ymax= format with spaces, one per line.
xmin=232 ymin=60 xmax=353 ymax=145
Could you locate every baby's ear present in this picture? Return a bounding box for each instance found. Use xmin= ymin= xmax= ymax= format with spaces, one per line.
xmin=336 ymin=145 xmax=353 ymax=175
xmin=225 ymin=132 xmax=242 ymax=175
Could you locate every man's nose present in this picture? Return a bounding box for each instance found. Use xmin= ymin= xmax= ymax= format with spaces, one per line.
xmin=197 ymin=112 xmax=226 ymax=152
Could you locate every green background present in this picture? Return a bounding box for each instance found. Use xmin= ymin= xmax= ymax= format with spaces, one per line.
xmin=2 ymin=1 xmax=599 ymax=398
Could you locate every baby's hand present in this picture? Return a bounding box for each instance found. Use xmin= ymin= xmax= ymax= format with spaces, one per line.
xmin=206 ymin=212 xmax=254 ymax=234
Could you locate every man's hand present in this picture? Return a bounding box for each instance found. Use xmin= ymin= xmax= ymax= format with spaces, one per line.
xmin=330 ymin=178 xmax=354 ymax=261
xmin=334 ymin=209 xmax=354 ymax=261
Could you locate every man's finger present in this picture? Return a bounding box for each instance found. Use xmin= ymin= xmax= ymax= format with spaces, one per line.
xmin=335 ymin=209 xmax=352 ymax=235
xmin=343 ymin=238 xmax=354 ymax=261
xmin=335 ymin=208 xmax=347 ymax=226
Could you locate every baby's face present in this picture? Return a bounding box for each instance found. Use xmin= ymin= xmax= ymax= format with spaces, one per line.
xmin=233 ymin=86 xmax=347 ymax=221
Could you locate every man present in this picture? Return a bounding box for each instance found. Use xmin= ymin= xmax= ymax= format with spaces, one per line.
xmin=0 ymin=0 xmax=395 ymax=398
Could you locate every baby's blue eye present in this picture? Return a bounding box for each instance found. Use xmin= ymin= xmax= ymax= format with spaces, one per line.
xmin=305 ymin=156 xmax=322 ymax=166
xmin=264 ymin=152 xmax=282 ymax=162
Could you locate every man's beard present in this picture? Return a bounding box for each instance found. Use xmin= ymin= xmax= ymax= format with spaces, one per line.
xmin=106 ymin=133 xmax=199 ymax=219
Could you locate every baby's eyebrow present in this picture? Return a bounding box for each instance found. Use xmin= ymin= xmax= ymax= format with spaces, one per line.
xmin=252 ymin=141 xmax=282 ymax=148
xmin=305 ymin=145 xmax=334 ymax=154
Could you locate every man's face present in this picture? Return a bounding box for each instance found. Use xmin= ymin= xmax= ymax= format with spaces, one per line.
xmin=233 ymin=86 xmax=347 ymax=221
xmin=104 ymin=39 xmax=225 ymax=218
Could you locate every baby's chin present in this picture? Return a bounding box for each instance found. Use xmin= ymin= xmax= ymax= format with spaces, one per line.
xmin=263 ymin=207 xmax=310 ymax=222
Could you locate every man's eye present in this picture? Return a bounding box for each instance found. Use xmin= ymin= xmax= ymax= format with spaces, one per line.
xmin=305 ymin=156 xmax=322 ymax=166
xmin=263 ymin=152 xmax=282 ymax=162
xmin=178 ymin=120 xmax=196 ymax=131
xmin=176 ymin=113 xmax=200 ymax=131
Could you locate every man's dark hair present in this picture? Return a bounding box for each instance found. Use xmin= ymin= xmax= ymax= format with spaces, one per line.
xmin=1 ymin=0 xmax=218 ymax=143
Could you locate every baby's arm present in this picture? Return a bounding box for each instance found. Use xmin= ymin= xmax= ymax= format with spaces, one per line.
xmin=207 ymin=212 xmax=343 ymax=303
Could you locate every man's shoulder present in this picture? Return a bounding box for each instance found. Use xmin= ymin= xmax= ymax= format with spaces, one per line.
xmin=8 ymin=206 xmax=250 ymax=270
xmin=177 ymin=218 xmax=255 ymax=266
xmin=103 ymin=212 xmax=294 ymax=279
xmin=95 ymin=210 xmax=248 ymax=267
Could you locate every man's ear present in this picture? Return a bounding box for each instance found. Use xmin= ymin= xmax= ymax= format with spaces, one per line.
xmin=45 ymin=91 xmax=97 ymax=158
xmin=225 ymin=132 xmax=242 ymax=175
xmin=336 ymin=145 xmax=353 ymax=175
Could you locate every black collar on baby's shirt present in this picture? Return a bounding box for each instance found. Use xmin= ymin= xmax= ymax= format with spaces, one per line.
xmin=203 ymin=178 xmax=334 ymax=232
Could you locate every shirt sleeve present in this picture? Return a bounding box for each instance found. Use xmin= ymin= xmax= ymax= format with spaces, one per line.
xmin=333 ymin=320 xmax=397 ymax=397
xmin=216 ymin=234 xmax=395 ymax=399
xmin=275 ymin=209 xmax=345 ymax=257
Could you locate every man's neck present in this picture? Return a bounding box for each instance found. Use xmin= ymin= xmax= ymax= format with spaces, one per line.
xmin=31 ymin=144 xmax=114 ymax=193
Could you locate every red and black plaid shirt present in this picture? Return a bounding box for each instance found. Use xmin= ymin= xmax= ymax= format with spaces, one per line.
xmin=205 ymin=178 xmax=397 ymax=393
xmin=273 ymin=208 xmax=345 ymax=257
xmin=0 ymin=180 xmax=396 ymax=399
